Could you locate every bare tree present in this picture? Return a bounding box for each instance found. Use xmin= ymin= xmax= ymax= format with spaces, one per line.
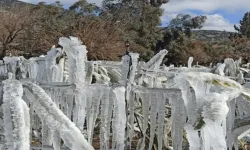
xmin=0 ymin=4 xmax=32 ymax=59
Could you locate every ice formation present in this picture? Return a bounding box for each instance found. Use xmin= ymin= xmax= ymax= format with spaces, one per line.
xmin=2 ymin=79 xmax=30 ymax=150
xmin=45 ymin=47 xmax=64 ymax=82
xmin=23 ymin=82 xmax=94 ymax=150
xmin=0 ymin=36 xmax=250 ymax=150
xmin=112 ymin=86 xmax=126 ymax=150
xmin=142 ymin=49 xmax=168 ymax=70
xmin=188 ymin=57 xmax=193 ymax=68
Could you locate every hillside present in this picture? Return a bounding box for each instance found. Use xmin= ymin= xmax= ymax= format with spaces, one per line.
xmin=191 ymin=30 xmax=233 ymax=42
xmin=0 ymin=0 xmax=29 ymax=6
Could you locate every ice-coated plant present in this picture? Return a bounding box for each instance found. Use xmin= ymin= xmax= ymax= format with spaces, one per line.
xmin=0 ymin=37 xmax=250 ymax=150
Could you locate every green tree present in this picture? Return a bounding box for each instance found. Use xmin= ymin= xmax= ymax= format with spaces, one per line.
xmin=234 ymin=12 xmax=250 ymax=38
xmin=102 ymin=0 xmax=166 ymax=60
xmin=69 ymin=0 xmax=100 ymax=15
xmin=160 ymin=14 xmax=207 ymax=65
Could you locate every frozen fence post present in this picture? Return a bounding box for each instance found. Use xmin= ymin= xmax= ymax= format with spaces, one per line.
xmin=58 ymin=37 xmax=88 ymax=130
xmin=2 ymin=79 xmax=30 ymax=150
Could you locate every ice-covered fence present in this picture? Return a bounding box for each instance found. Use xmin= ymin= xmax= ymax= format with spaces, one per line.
xmin=1 ymin=36 xmax=250 ymax=150
xmin=128 ymin=87 xmax=182 ymax=150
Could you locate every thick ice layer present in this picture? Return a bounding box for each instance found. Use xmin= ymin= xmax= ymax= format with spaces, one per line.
xmin=2 ymin=79 xmax=30 ymax=150
xmin=224 ymin=58 xmax=237 ymax=77
xmin=3 ymin=57 xmax=22 ymax=79
xmin=215 ymin=63 xmax=226 ymax=76
xmin=23 ymin=82 xmax=94 ymax=150
xmin=174 ymin=72 xmax=246 ymax=150
xmin=59 ymin=37 xmax=87 ymax=87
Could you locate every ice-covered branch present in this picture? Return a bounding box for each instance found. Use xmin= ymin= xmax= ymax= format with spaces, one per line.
xmin=142 ymin=49 xmax=168 ymax=70
xmin=22 ymin=82 xmax=94 ymax=150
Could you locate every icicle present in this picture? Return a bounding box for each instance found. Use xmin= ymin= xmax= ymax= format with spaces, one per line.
xmin=148 ymin=92 xmax=158 ymax=150
xmin=105 ymin=88 xmax=115 ymax=149
xmin=120 ymin=55 xmax=131 ymax=85
xmin=72 ymin=92 xmax=85 ymax=130
xmin=36 ymin=59 xmax=47 ymax=82
xmin=66 ymin=93 xmax=74 ymax=119
xmin=87 ymin=86 xmax=103 ymax=144
xmin=86 ymin=88 xmax=93 ymax=132
xmin=2 ymin=79 xmax=30 ymax=150
xmin=112 ymin=86 xmax=126 ymax=150
xmin=52 ymin=130 xmax=61 ymax=150
xmin=85 ymin=62 xmax=94 ymax=84
xmin=63 ymin=57 xmax=69 ymax=82
xmin=126 ymin=53 xmax=139 ymax=148
xmin=138 ymin=92 xmax=151 ymax=150
xmin=23 ymin=82 xmax=94 ymax=150
xmin=169 ymin=92 xmax=186 ymax=150
xmin=99 ymin=87 xmax=111 ymax=150
xmin=61 ymin=90 xmax=68 ymax=115
xmin=127 ymin=91 xmax=135 ymax=149
xmin=157 ymin=93 xmax=166 ymax=150
xmin=45 ymin=47 xmax=63 ymax=82
xmin=57 ymin=57 xmax=65 ymax=82
xmin=27 ymin=58 xmax=38 ymax=79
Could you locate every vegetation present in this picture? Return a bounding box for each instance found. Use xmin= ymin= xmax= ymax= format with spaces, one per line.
xmin=0 ymin=0 xmax=250 ymax=65
xmin=0 ymin=0 xmax=167 ymax=60
xmin=234 ymin=12 xmax=250 ymax=38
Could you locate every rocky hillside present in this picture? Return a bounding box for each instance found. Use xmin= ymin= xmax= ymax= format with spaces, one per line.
xmin=191 ymin=30 xmax=233 ymax=42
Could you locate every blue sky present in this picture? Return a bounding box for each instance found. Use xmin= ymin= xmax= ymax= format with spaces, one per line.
xmin=160 ymin=0 xmax=250 ymax=32
xmin=20 ymin=0 xmax=249 ymax=32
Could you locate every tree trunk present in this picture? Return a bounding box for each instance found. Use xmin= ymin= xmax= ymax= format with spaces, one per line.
xmin=0 ymin=45 xmax=7 ymax=60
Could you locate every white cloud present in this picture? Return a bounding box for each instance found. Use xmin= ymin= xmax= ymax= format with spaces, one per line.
xmin=160 ymin=0 xmax=245 ymax=32
xmin=202 ymin=14 xmax=236 ymax=32
xmin=162 ymin=12 xmax=235 ymax=32
xmin=161 ymin=0 xmax=250 ymax=13
xmin=161 ymin=13 xmax=236 ymax=32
